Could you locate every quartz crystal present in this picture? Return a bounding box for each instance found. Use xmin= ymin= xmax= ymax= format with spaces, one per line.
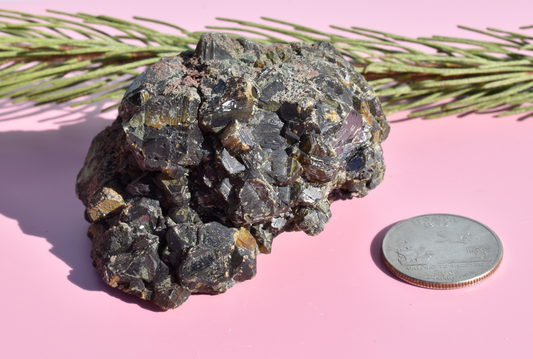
xmin=76 ymin=33 xmax=390 ymax=309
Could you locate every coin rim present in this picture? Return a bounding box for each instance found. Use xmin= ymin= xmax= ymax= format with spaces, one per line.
xmin=381 ymin=213 xmax=503 ymax=289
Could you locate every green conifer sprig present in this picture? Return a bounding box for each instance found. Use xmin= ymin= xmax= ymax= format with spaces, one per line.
xmin=0 ymin=9 xmax=532 ymax=118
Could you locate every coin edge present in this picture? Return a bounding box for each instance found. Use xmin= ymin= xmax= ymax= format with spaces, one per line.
xmin=380 ymin=214 xmax=504 ymax=289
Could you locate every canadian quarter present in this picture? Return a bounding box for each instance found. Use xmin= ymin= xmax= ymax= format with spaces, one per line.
xmin=381 ymin=214 xmax=503 ymax=289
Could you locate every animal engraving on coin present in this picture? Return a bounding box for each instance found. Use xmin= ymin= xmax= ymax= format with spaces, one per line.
xmin=396 ymin=241 xmax=432 ymax=266
xmin=381 ymin=214 xmax=503 ymax=289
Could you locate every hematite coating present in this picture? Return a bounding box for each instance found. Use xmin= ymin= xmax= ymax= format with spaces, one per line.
xmin=76 ymin=33 xmax=389 ymax=309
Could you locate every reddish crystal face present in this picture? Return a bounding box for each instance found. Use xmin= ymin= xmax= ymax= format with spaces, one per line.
xmin=76 ymin=32 xmax=389 ymax=310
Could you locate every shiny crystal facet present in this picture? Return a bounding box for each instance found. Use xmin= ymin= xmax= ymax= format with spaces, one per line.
xmin=76 ymin=32 xmax=389 ymax=310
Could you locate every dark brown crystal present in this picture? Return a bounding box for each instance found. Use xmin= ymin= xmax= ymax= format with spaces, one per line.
xmin=76 ymin=33 xmax=390 ymax=310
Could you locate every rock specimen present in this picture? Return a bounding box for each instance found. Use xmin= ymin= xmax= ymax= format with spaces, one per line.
xmin=76 ymin=33 xmax=390 ymax=310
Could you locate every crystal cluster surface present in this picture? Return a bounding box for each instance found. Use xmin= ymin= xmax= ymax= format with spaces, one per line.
xmin=76 ymin=33 xmax=389 ymax=309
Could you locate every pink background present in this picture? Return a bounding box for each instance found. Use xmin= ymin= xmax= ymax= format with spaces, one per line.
xmin=1 ymin=0 xmax=532 ymax=358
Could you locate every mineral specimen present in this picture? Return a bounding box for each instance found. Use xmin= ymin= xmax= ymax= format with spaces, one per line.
xmin=76 ymin=33 xmax=390 ymax=310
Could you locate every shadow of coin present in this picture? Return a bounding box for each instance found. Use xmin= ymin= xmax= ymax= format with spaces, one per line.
xmin=369 ymin=221 xmax=406 ymax=283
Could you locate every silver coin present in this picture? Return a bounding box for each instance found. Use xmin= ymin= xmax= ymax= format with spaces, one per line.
xmin=381 ymin=214 xmax=503 ymax=289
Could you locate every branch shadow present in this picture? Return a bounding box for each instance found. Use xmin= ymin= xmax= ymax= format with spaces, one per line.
xmin=388 ymin=116 xmax=417 ymax=124
xmin=0 ymin=98 xmax=119 ymax=126
xmin=0 ymin=109 xmax=162 ymax=312
xmin=386 ymin=104 xmax=532 ymax=123
xmin=517 ymin=112 xmax=533 ymax=121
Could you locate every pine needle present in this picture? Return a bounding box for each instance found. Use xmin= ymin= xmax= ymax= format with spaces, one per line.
xmin=0 ymin=9 xmax=532 ymax=119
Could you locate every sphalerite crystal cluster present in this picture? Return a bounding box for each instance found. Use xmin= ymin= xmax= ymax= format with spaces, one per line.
xmin=76 ymin=33 xmax=389 ymax=309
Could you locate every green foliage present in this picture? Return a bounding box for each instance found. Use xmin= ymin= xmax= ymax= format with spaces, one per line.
xmin=0 ymin=9 xmax=532 ymax=118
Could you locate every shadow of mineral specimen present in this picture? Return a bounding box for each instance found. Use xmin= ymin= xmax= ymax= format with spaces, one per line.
xmin=75 ymin=32 xmax=390 ymax=310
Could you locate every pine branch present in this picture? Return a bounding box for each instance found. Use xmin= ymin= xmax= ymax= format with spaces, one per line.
xmin=0 ymin=9 xmax=198 ymax=111
xmin=1 ymin=9 xmax=532 ymax=119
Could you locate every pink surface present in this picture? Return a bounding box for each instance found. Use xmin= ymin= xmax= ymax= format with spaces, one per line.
xmin=1 ymin=1 xmax=532 ymax=358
